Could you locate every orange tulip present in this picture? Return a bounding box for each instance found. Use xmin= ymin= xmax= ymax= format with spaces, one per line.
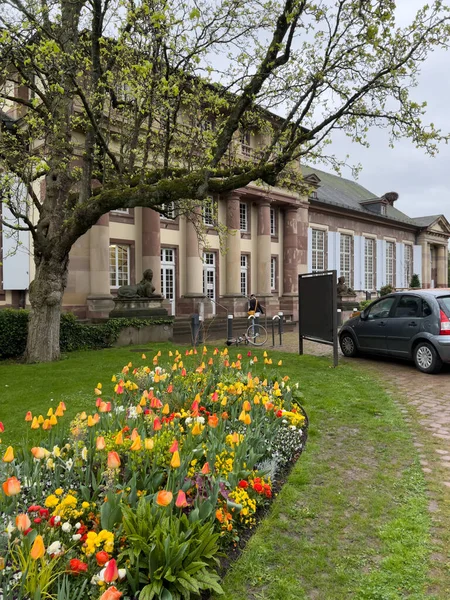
xmin=103 ymin=558 xmax=119 ymax=583
xmin=242 ymin=401 xmax=251 ymax=412
xmin=130 ymin=436 xmax=142 ymax=451
xmin=170 ymin=451 xmax=180 ymax=468
xmin=99 ymin=586 xmax=123 ymax=600
xmin=175 ymin=490 xmax=188 ymax=508
xmin=208 ymin=414 xmax=219 ymax=428
xmin=55 ymin=405 xmax=64 ymax=417
xmin=201 ymin=462 xmax=210 ymax=475
xmin=243 ymin=413 xmax=251 ymax=425
xmin=42 ymin=419 xmax=51 ymax=430
xmin=25 ymin=411 xmax=33 ymax=422
xmin=59 ymin=401 xmax=67 ymax=411
xmin=130 ymin=428 xmax=139 ymax=441
xmin=221 ymin=411 xmax=229 ymax=420
xmin=114 ymin=431 xmax=123 ymax=445
xmin=16 ymin=513 xmax=31 ymax=532
xmin=2 ymin=476 xmax=21 ymax=496
xmin=107 ymin=452 xmax=121 ymax=469
xmin=2 ymin=446 xmax=14 ymax=463
xmin=31 ymin=447 xmax=48 ymax=459
xmin=169 ymin=440 xmax=178 ymax=453
xmin=30 ymin=535 xmax=45 ymax=560
xmin=96 ymin=436 xmax=106 ymax=451
xmin=153 ymin=417 xmax=162 ymax=431
xmin=156 ymin=490 xmax=173 ymax=506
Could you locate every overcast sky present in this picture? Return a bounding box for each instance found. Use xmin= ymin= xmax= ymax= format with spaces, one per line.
xmin=329 ymin=1 xmax=450 ymax=222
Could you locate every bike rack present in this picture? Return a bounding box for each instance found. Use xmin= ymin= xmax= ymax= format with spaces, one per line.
xmin=272 ymin=312 xmax=284 ymax=347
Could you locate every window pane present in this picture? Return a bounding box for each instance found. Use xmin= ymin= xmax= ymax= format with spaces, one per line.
xmin=270 ymin=208 xmax=276 ymax=236
xmin=109 ymin=244 xmax=130 ymax=288
xmin=393 ymin=296 xmax=421 ymax=318
xmin=386 ymin=241 xmax=395 ymax=286
xmin=240 ymin=203 xmax=248 ymax=231
xmin=340 ymin=234 xmax=352 ymax=288
xmin=312 ymin=230 xmax=325 ymax=272
xmin=271 ymin=257 xmax=276 ymax=289
xmin=367 ymin=297 xmax=395 ymax=320
xmin=364 ymin=238 xmax=374 ymax=290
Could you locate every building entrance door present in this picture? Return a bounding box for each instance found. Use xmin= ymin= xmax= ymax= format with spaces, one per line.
xmin=203 ymin=252 xmax=216 ymax=315
xmin=161 ymin=248 xmax=176 ymax=315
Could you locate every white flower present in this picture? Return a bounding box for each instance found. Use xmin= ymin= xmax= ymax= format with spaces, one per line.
xmin=53 ymin=516 xmax=61 ymax=525
xmin=65 ymin=458 xmax=73 ymax=471
xmin=118 ymin=568 xmax=126 ymax=580
xmin=81 ymin=447 xmax=88 ymax=461
xmin=196 ymin=416 xmax=205 ymax=425
xmin=46 ymin=458 xmax=55 ymax=470
xmin=90 ymin=574 xmax=101 ymax=585
xmin=72 ymin=534 xmax=82 ymax=541
xmin=74 ymin=522 xmax=81 ymax=529
xmin=128 ymin=407 xmax=138 ymax=419
xmin=61 ymin=522 xmax=72 ymax=532
xmin=185 ymin=417 xmax=192 ymax=425
xmin=289 ymin=425 xmax=297 ymax=430
xmin=47 ymin=541 xmax=63 ymax=556
xmin=5 ymin=521 xmax=15 ymax=538
xmin=115 ymin=406 xmax=125 ymax=413
xmin=250 ymin=360 xmax=254 ymax=365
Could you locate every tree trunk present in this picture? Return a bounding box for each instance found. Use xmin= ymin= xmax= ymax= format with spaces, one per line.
xmin=24 ymin=254 xmax=69 ymax=363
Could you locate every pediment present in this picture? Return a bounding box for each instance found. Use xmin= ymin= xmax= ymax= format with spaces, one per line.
xmin=429 ymin=215 xmax=450 ymax=236
xmin=303 ymin=173 xmax=321 ymax=188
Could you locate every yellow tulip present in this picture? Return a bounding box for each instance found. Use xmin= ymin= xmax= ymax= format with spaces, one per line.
xmin=191 ymin=422 xmax=203 ymax=436
xmin=170 ymin=451 xmax=181 ymax=468
xmin=2 ymin=446 xmax=14 ymax=463
xmin=115 ymin=431 xmax=124 ymax=445
xmin=130 ymin=436 xmax=142 ymax=451
xmin=31 ymin=417 xmax=40 ymax=429
xmin=30 ymin=535 xmax=45 ymax=560
xmin=144 ymin=438 xmax=154 ymax=450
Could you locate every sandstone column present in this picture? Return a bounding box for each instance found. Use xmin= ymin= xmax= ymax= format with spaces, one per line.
xmin=226 ymin=194 xmax=241 ymax=295
xmin=421 ymin=241 xmax=430 ymax=288
xmin=283 ymin=206 xmax=299 ymax=295
xmin=181 ymin=211 xmax=204 ymax=315
xmin=87 ymin=213 xmax=114 ymax=318
xmin=437 ymin=244 xmax=448 ymax=287
xmin=257 ymin=201 xmax=272 ymax=296
xmin=142 ymin=208 xmax=161 ymax=295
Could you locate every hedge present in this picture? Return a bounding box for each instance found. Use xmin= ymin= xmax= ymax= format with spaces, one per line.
xmin=0 ymin=309 xmax=173 ymax=359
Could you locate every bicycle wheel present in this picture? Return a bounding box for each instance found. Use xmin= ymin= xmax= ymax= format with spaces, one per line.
xmin=246 ymin=324 xmax=267 ymax=346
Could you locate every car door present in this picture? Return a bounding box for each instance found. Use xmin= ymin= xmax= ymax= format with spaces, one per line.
xmin=354 ymin=296 xmax=396 ymax=352
xmin=386 ymin=295 xmax=422 ymax=356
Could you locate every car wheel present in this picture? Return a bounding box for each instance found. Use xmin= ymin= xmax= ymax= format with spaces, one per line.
xmin=413 ymin=342 xmax=443 ymax=374
xmin=340 ymin=333 xmax=358 ymax=357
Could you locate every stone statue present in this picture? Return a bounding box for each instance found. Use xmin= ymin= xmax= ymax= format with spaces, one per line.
xmin=117 ymin=269 xmax=157 ymax=298
xmin=337 ymin=276 xmax=355 ymax=296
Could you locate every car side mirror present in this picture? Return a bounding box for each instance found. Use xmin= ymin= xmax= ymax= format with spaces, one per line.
xmin=360 ymin=310 xmax=368 ymax=321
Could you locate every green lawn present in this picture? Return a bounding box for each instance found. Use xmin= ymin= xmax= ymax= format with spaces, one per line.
xmin=0 ymin=345 xmax=436 ymax=598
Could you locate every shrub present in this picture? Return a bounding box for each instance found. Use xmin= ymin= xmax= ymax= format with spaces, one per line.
xmin=0 ymin=309 xmax=173 ymax=359
xmin=379 ymin=284 xmax=394 ymax=297
xmin=410 ymin=274 xmax=421 ymax=288
xmin=359 ymin=299 xmax=374 ymax=311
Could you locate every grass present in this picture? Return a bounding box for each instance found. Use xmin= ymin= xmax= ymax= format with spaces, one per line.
xmin=0 ymin=344 xmax=436 ymax=598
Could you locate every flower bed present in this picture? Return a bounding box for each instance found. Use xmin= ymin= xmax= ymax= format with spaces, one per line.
xmin=0 ymin=348 xmax=307 ymax=599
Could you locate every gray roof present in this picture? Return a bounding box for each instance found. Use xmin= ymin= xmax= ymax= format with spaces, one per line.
xmin=302 ymin=165 xmax=417 ymax=227
xmin=410 ymin=215 xmax=441 ymax=228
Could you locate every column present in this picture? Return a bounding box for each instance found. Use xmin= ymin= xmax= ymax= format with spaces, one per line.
xmin=142 ymin=208 xmax=161 ymax=295
xmin=421 ymin=241 xmax=430 ymax=288
xmin=257 ymin=201 xmax=272 ymax=296
xmin=283 ymin=206 xmax=299 ymax=295
xmin=225 ymin=194 xmax=241 ymax=295
xmin=185 ymin=211 xmax=204 ymax=296
xmin=86 ymin=213 xmax=114 ymax=318
xmin=437 ymin=245 xmax=448 ymax=287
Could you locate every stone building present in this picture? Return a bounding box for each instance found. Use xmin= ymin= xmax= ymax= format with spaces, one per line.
xmin=1 ymin=163 xmax=449 ymax=320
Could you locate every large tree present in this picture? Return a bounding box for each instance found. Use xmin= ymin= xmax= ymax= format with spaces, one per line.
xmin=0 ymin=0 xmax=449 ymax=362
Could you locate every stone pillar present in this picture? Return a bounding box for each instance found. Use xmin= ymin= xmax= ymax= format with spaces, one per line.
xmin=280 ymin=205 xmax=299 ymax=320
xmin=226 ymin=194 xmax=241 ymax=295
xmin=220 ymin=193 xmax=247 ymax=316
xmin=421 ymin=241 xmax=430 ymax=288
xmin=142 ymin=208 xmax=161 ymax=295
xmin=86 ymin=213 xmax=114 ymax=319
xmin=257 ymin=202 xmax=272 ymax=296
xmin=437 ymin=244 xmax=448 ymax=287
xmin=179 ymin=211 xmax=205 ymax=315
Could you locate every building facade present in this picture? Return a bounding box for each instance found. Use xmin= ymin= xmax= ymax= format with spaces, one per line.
xmin=1 ymin=166 xmax=449 ymax=319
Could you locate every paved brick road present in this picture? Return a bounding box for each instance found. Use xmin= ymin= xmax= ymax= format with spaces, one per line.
xmin=277 ymin=330 xmax=450 ymax=483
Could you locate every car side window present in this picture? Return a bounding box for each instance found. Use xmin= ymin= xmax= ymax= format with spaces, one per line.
xmin=393 ymin=296 xmax=421 ymax=318
xmin=422 ymin=300 xmax=433 ymax=317
xmin=367 ymin=297 xmax=396 ymax=320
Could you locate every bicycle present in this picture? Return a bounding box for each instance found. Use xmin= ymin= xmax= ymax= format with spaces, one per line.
xmin=226 ymin=315 xmax=268 ymax=346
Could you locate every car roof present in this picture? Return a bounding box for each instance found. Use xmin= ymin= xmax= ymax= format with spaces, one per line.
xmin=387 ymin=289 xmax=450 ymax=298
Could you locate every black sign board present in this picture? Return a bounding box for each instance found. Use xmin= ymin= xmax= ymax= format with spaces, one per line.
xmin=298 ymin=270 xmax=338 ymax=367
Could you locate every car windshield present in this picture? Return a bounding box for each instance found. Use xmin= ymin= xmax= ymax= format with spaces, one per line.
xmin=438 ymin=296 xmax=450 ymax=317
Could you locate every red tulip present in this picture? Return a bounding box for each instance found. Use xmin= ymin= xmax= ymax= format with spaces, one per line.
xmin=103 ymin=558 xmax=119 ymax=583
xmin=96 ymin=551 xmax=110 ymax=566
xmin=69 ymin=558 xmax=88 ymax=574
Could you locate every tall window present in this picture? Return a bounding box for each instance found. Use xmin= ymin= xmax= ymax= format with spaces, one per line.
xmin=386 ymin=241 xmax=395 ymax=286
xmin=240 ymin=202 xmax=248 ymax=232
xmin=270 ymin=207 xmax=277 ymax=236
xmin=311 ymin=229 xmax=325 ymax=272
xmin=364 ymin=238 xmax=375 ymax=290
xmin=110 ymin=244 xmax=130 ymax=288
xmin=203 ymin=197 xmax=216 ymax=226
xmin=271 ymin=257 xmax=277 ymax=290
xmin=240 ymin=131 xmax=251 ymax=156
xmin=404 ymin=244 xmax=413 ymax=288
xmin=340 ymin=234 xmax=353 ymax=288
xmin=240 ymin=255 xmax=248 ymax=296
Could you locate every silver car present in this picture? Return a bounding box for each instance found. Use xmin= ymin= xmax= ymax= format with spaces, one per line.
xmin=339 ymin=290 xmax=450 ymax=374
